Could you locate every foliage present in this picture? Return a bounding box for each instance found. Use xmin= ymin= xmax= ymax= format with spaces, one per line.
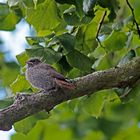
xmin=0 ymin=0 xmax=140 ymax=139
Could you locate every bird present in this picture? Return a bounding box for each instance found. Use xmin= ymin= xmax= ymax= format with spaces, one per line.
xmin=25 ymin=58 xmax=76 ymax=91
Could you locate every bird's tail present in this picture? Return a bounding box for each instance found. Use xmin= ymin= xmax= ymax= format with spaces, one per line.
xmin=55 ymin=79 xmax=76 ymax=90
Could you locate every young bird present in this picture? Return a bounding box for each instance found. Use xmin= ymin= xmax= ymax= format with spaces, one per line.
xmin=25 ymin=58 xmax=75 ymax=91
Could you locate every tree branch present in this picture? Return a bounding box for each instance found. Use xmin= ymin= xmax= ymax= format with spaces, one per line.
xmin=1 ymin=57 xmax=140 ymax=131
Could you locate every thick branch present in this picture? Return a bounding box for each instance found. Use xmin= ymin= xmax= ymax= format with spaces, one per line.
xmin=1 ymin=57 xmax=140 ymax=131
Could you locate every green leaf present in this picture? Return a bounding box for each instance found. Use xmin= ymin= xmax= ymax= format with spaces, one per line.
xmin=26 ymin=34 xmax=55 ymax=46
xmin=66 ymin=49 xmax=94 ymax=71
xmin=26 ymin=47 xmax=62 ymax=64
xmin=81 ymin=91 xmax=108 ymax=118
xmin=26 ymin=0 xmax=61 ymax=33
xmin=92 ymin=46 xmax=106 ymax=58
xmin=53 ymin=20 xmax=67 ymax=35
xmin=11 ymin=133 xmax=26 ymax=140
xmin=16 ymin=52 xmax=29 ymax=66
xmin=103 ymin=31 xmax=127 ymax=51
xmin=8 ymin=0 xmax=37 ymax=8
xmin=0 ymin=97 xmax=14 ymax=109
xmin=97 ymin=0 xmax=119 ymax=21
xmin=58 ymin=56 xmax=72 ymax=72
xmin=0 ymin=3 xmax=20 ymax=30
xmin=28 ymin=120 xmax=73 ymax=140
xmin=58 ymin=33 xmax=75 ymax=52
xmin=81 ymin=15 xmax=93 ymax=24
xmin=1 ymin=62 xmax=19 ymax=86
xmin=26 ymin=36 xmax=45 ymax=45
xmin=76 ymin=21 xmax=98 ymax=54
xmin=63 ymin=7 xmax=81 ymax=26
xmin=117 ymin=50 xmax=136 ymax=67
xmin=21 ymin=0 xmax=34 ymax=7
xmin=131 ymin=1 xmax=140 ymax=24
xmin=67 ymin=68 xmax=83 ymax=78
xmin=14 ymin=111 xmax=49 ymax=134
xmin=83 ymin=131 xmax=105 ymax=140
xmin=10 ymin=74 xmax=31 ymax=93
xmin=112 ymin=123 xmax=140 ymax=140
xmin=95 ymin=54 xmax=113 ymax=70
xmin=136 ymin=47 xmax=140 ymax=56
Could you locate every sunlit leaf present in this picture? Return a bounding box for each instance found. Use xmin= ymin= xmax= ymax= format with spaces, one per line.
xmin=14 ymin=111 xmax=49 ymax=134
xmin=26 ymin=0 xmax=61 ymax=33
xmin=10 ymin=74 xmax=31 ymax=93
xmin=75 ymin=21 xmax=98 ymax=54
xmin=0 ymin=3 xmax=21 ymax=30
xmin=81 ymin=91 xmax=108 ymax=118
xmin=28 ymin=120 xmax=73 ymax=140
xmin=16 ymin=52 xmax=29 ymax=66
xmin=103 ymin=31 xmax=127 ymax=51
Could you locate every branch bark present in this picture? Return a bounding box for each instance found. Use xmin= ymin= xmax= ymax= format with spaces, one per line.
xmin=1 ymin=57 xmax=140 ymax=131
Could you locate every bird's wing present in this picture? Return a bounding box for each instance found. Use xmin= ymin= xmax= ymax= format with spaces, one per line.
xmin=48 ymin=68 xmax=66 ymax=80
xmin=41 ymin=64 xmax=66 ymax=80
xmin=40 ymin=63 xmax=76 ymax=89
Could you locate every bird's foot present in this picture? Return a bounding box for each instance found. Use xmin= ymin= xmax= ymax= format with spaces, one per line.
xmin=41 ymin=87 xmax=59 ymax=95
xmin=47 ymin=87 xmax=59 ymax=92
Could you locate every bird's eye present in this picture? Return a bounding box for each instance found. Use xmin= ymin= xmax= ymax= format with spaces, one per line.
xmin=31 ymin=60 xmax=36 ymax=62
xmin=29 ymin=59 xmax=36 ymax=63
xmin=28 ymin=59 xmax=41 ymax=64
xmin=31 ymin=59 xmax=40 ymax=63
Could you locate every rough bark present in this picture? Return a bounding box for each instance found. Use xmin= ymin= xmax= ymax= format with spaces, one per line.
xmin=1 ymin=57 xmax=140 ymax=131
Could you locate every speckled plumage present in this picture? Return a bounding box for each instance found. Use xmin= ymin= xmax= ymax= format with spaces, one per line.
xmin=25 ymin=58 xmax=75 ymax=91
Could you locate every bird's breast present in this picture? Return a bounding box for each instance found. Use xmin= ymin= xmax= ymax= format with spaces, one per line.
xmin=25 ymin=67 xmax=54 ymax=89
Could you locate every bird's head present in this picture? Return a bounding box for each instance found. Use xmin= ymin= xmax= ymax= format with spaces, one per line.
xmin=26 ymin=58 xmax=42 ymax=67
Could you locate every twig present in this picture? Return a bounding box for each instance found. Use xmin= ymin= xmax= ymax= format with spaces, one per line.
xmin=126 ymin=0 xmax=140 ymax=38
xmin=96 ymin=11 xmax=107 ymax=48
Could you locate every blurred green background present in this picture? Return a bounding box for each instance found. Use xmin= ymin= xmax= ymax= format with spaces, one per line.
xmin=1 ymin=0 xmax=140 ymax=140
